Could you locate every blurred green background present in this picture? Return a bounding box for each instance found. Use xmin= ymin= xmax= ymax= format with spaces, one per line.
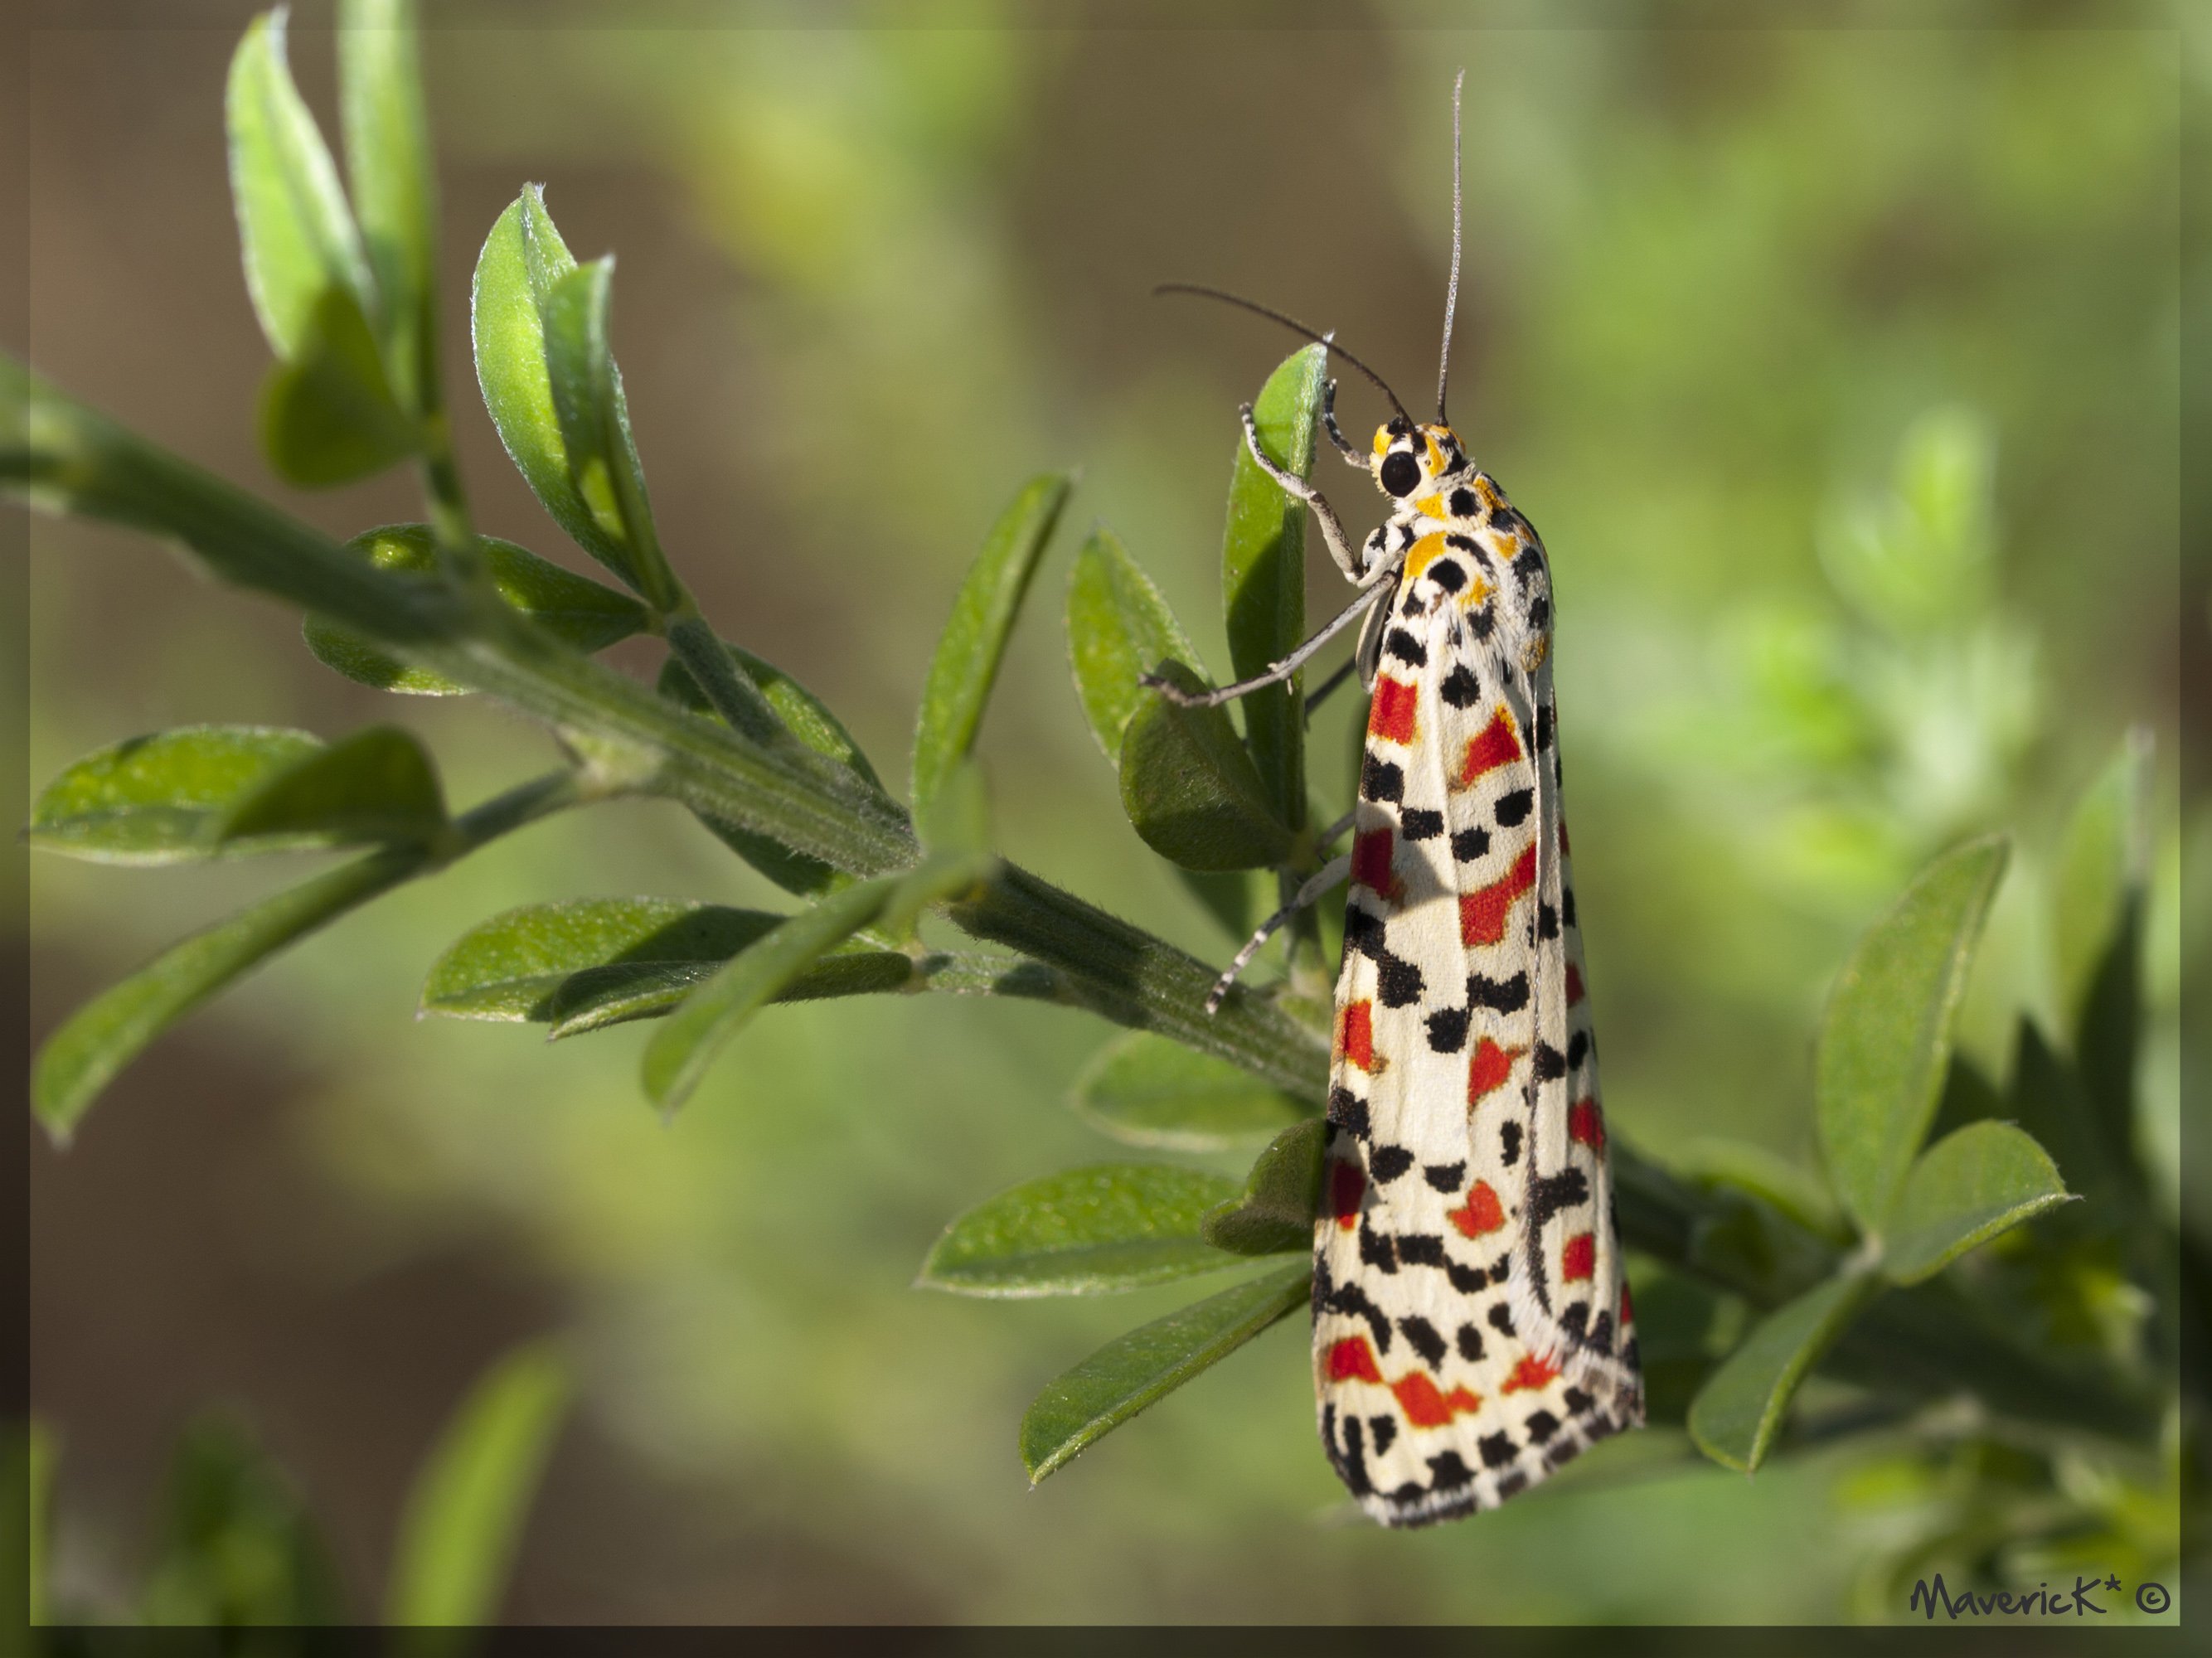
xmin=25 ymin=5 xmax=2195 ymax=1624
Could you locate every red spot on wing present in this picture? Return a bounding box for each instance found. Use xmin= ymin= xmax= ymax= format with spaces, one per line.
xmin=1327 ymin=1336 xmax=1383 ymax=1384
xmin=1390 ymin=1371 xmax=1485 ymax=1428
xmin=1561 ymin=1231 xmax=1596 ymax=1282
xmin=1467 ymin=1038 xmax=1523 ymax=1106
xmin=1565 ymin=964 xmax=1585 ymax=1006
xmin=1367 ymin=676 xmax=1419 ymax=745
xmin=1454 ymin=710 xmax=1521 ymax=788
xmin=1621 ymin=1280 xmax=1636 ymax=1325
xmin=1559 ymin=817 xmax=1571 ymax=857
xmin=1459 ymin=844 xmax=1537 ymax=945
xmin=1448 ymin=1180 xmax=1506 ymax=1239
xmin=1501 ymin=1355 xmax=1560 ymax=1394
xmin=1335 ymin=999 xmax=1375 ymax=1073
xmin=1568 ymin=1098 xmax=1605 ymax=1152
xmin=1351 ymin=827 xmax=1399 ymax=901
xmin=1328 ymin=1160 xmax=1365 ymax=1232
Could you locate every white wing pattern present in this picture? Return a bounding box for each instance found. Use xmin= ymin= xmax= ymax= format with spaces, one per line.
xmin=1313 ymin=473 xmax=1643 ymax=1526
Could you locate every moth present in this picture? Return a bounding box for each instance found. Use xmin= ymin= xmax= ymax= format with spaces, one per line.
xmin=1151 ymin=73 xmax=1643 ymax=1526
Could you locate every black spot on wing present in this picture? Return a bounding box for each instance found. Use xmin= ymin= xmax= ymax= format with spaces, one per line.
xmin=1427 ymin=1450 xmax=1475 ymax=1491
xmin=1527 ymin=1168 xmax=1592 ymax=1231
xmin=1394 ymin=1234 xmax=1446 ymax=1268
xmin=1537 ymin=903 xmax=1560 ymax=941
xmin=1398 ymin=1316 xmax=1446 ymax=1368
xmin=1451 ymin=826 xmax=1492 ymax=862
xmin=1567 ymin=1030 xmax=1589 ymax=1070
xmin=1377 ymin=953 xmax=1425 ymax=1008
xmin=1487 ymin=1302 xmax=1516 ymax=1338
xmin=1467 ymin=972 xmax=1529 ymax=1012
xmin=1524 ymin=1410 xmax=1560 ymax=1446
xmin=1361 ymin=755 xmax=1404 ymax=802
xmin=1494 ymin=788 xmax=1533 ymax=827
xmin=1369 ymin=1145 xmax=1414 ymax=1183
xmin=1448 ymin=487 xmax=1478 ymax=518
xmin=1423 ymin=1161 xmax=1466 ymax=1192
xmin=1370 ymin=1414 xmax=1398 ymax=1457
xmin=1327 ymin=1088 xmax=1370 ymax=1140
xmin=1385 ymin=628 xmax=1427 ymax=667
xmin=1425 ymin=1006 xmax=1470 ymax=1053
xmin=1513 ymin=546 xmax=1545 ymax=584
xmin=1323 ymin=1277 xmax=1392 ymax=1353
xmin=1440 ymin=664 xmax=1481 ymax=707
xmin=1400 ymin=807 xmax=1443 ymax=840
xmin=1428 ymin=559 xmax=1467 ymax=594
xmin=1455 ymin=1323 xmax=1486 ymax=1363
xmin=1477 ymin=1433 xmax=1516 ymax=1470
xmin=1444 ymin=1258 xmax=1488 ymax=1295
xmin=1358 ymin=1219 xmax=1398 ymax=1273
xmin=1500 ymin=1122 xmax=1523 ymax=1166
xmin=1534 ymin=1043 xmax=1567 ymax=1083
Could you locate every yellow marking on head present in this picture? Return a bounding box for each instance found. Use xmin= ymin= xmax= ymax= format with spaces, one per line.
xmin=1414 ymin=494 xmax=1445 ymax=520
xmin=1372 ymin=425 xmax=1393 ymax=460
xmin=1403 ymin=531 xmax=1448 ymax=584
xmin=1424 ymin=433 xmax=1446 ymax=475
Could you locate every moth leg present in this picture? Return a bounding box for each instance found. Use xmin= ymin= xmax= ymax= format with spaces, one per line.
xmin=1239 ymin=401 xmax=1365 ymax=580
xmin=1142 ymin=578 xmax=1388 ymax=709
xmin=1205 ymin=852 xmax=1353 ymax=1015
xmin=1321 ymin=379 xmax=1369 ymax=470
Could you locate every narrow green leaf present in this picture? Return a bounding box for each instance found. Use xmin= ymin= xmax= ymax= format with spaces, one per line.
xmin=1686 ymin=1270 xmax=1880 ymax=1473
xmin=259 ymin=282 xmax=418 ymax=487
xmin=1019 ymin=1261 xmax=1310 ymax=1483
xmin=34 ymin=853 xmax=410 ymax=1142
xmin=139 ymin=1415 xmax=345 ymax=1627
xmin=216 ymin=725 xmax=447 ymax=848
xmin=1882 ymin=1121 xmax=2072 ymax=1285
xmin=384 ymin=1344 xmax=568 ymax=1628
xmin=919 ymin=1166 xmax=1240 ymax=1297
xmin=1065 ymin=527 xmax=1201 ymax=761
xmin=1118 ymin=662 xmax=1296 ymax=870
xmin=8 ymin=1421 xmax=56 ymax=1628
xmin=1201 ymin=1117 xmax=1326 ymax=1255
xmin=337 ymin=0 xmax=437 ymax=414
xmin=1221 ymin=345 xmax=1326 ymax=831
xmin=640 ymin=877 xmax=896 ymax=1113
xmin=306 ymin=522 xmax=651 ymax=694
xmin=1072 ymin=1030 xmax=1312 ymax=1151
xmin=910 ymin=473 xmax=1073 ymax=817
xmin=417 ymin=895 xmax=911 ymax=1033
xmin=473 ymin=188 xmax=666 ymax=599
xmin=539 ymin=257 xmax=678 ymax=610
xmin=1815 ymin=835 xmax=2008 ymax=1236
xmin=2054 ymin=730 xmax=2151 ymax=1026
xmin=31 ymin=725 xmax=327 ymax=864
xmin=658 ymin=638 xmax=881 ymax=788
xmin=226 ymin=7 xmax=376 ymax=362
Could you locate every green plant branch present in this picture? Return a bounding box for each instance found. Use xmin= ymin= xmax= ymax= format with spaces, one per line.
xmin=32 ymin=768 xmax=580 ymax=1141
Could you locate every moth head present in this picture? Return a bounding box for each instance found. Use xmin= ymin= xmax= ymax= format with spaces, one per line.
xmin=1371 ymin=420 xmax=1467 ymax=502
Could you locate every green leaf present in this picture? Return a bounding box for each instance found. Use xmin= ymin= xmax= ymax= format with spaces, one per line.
xmin=1065 ymin=527 xmax=1201 ymax=761
xmin=1019 ymin=1261 xmax=1310 ymax=1483
xmin=2006 ymin=1016 xmax=2120 ymax=1204
xmin=1882 ymin=1121 xmax=2072 ymax=1285
xmin=472 ymin=188 xmax=672 ymax=604
xmin=2054 ymin=730 xmax=2152 ymax=1026
xmin=306 ymin=522 xmax=651 ymax=694
xmin=1118 ymin=662 xmax=1296 ymax=871
xmin=1220 ymin=344 xmax=1326 ymax=832
xmin=7 ymin=1420 xmax=56 ymax=1628
xmin=34 ymin=853 xmax=412 ymax=1142
xmin=539 ymin=257 xmax=677 ymax=608
xmin=30 ymin=725 xmax=327 ymax=864
xmin=660 ymin=636 xmax=885 ymax=900
xmin=1686 ymin=1270 xmax=1880 ymax=1473
xmin=1071 ymin=1030 xmax=1313 ymax=1151
xmin=138 ymin=1414 xmax=345 ymax=1627
xmin=416 ymin=896 xmax=912 ymax=1033
xmin=1201 ymin=1117 xmax=1326 ymax=1255
xmin=910 ymin=473 xmax=1072 ymax=818
xmin=640 ymin=876 xmax=901 ymax=1113
xmin=215 ymin=724 xmax=447 ymax=848
xmin=337 ymin=0 xmax=438 ymax=414
xmin=1815 ymin=835 xmax=2008 ymax=1236
xmin=259 ymin=282 xmax=418 ymax=486
xmin=918 ymin=1165 xmax=1240 ymax=1297
xmin=226 ymin=8 xmax=376 ymax=363
xmin=384 ymin=1344 xmax=568 ymax=1628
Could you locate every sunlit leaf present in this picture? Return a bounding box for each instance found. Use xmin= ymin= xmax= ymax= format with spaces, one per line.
xmin=307 ymin=523 xmax=649 ymax=695
xmin=919 ymin=1165 xmax=1240 ymax=1297
xmin=214 ymin=724 xmax=446 ymax=848
xmin=1815 ymin=836 xmax=2007 ymax=1235
xmin=1201 ymin=1117 xmax=1325 ymax=1256
xmin=1686 ymin=1271 xmax=1879 ymax=1473
xmin=30 ymin=725 xmax=327 ymax=864
xmin=1019 ymin=1262 xmax=1310 ymax=1483
xmin=1882 ymin=1121 xmax=2072 ymax=1285
xmin=259 ymin=283 xmax=417 ymax=486
xmin=337 ymin=0 xmax=438 ymax=414
xmin=384 ymin=1344 xmax=569 ymax=1627
xmin=1071 ymin=1030 xmax=1312 ymax=1151
xmin=1118 ymin=662 xmax=1295 ymax=871
xmin=1220 ymin=344 xmax=1326 ymax=831
xmin=1065 ymin=527 xmax=1201 ymax=761
xmin=910 ymin=473 xmax=1072 ymax=817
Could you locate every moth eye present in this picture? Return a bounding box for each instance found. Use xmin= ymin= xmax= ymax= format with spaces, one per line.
xmin=1379 ymin=450 xmax=1421 ymax=497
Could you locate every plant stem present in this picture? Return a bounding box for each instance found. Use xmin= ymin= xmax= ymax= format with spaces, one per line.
xmin=662 ymin=608 xmax=787 ymax=747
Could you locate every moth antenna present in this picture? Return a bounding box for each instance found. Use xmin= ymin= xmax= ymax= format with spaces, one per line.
xmin=1437 ymin=67 xmax=1466 ymax=425
xmin=1155 ymin=282 xmax=1414 ymax=429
